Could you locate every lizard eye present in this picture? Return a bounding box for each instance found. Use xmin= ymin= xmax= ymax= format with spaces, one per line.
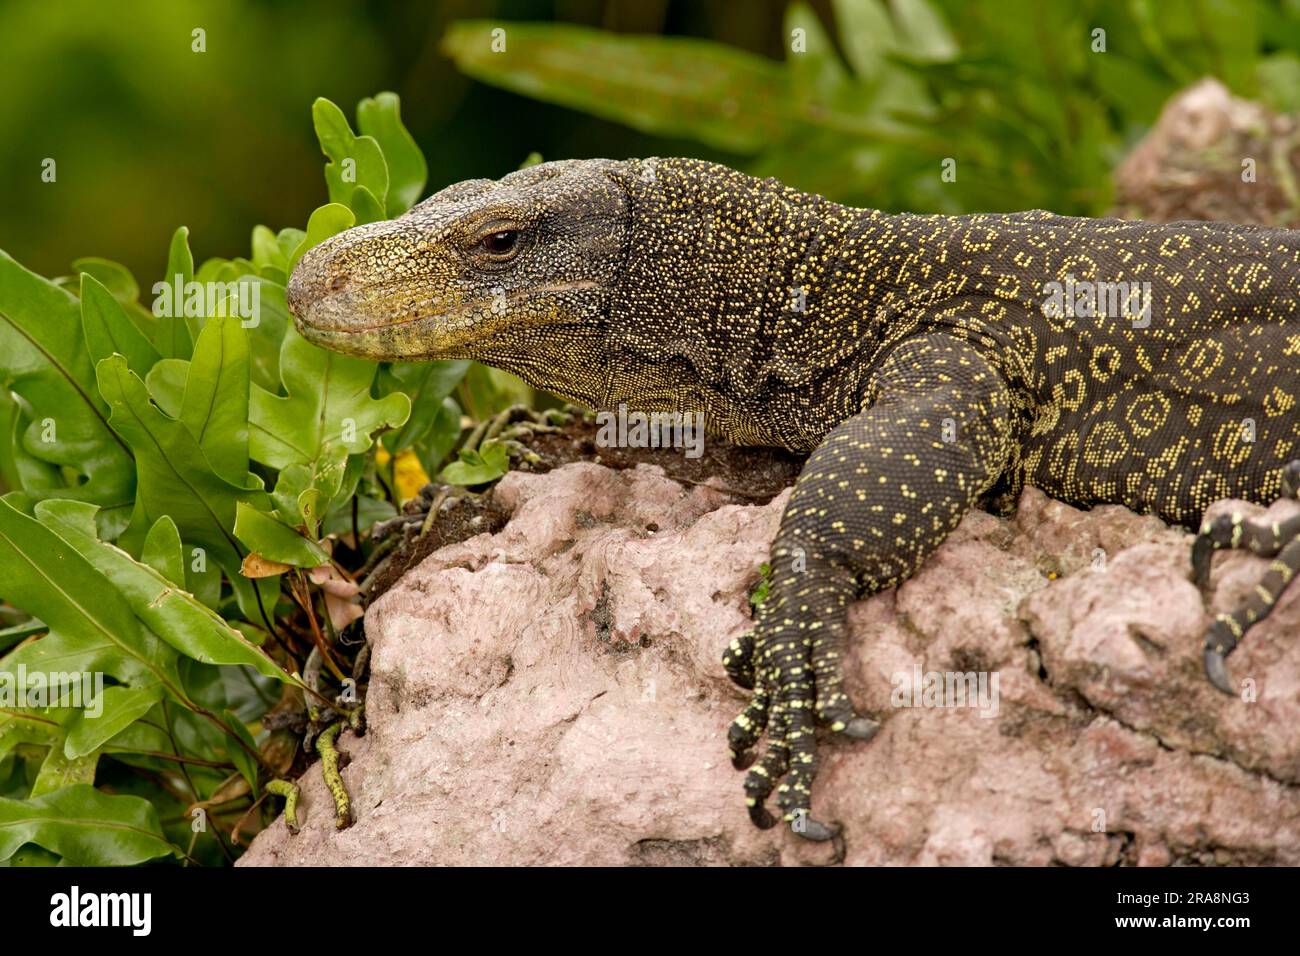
xmin=481 ymin=229 xmax=520 ymax=258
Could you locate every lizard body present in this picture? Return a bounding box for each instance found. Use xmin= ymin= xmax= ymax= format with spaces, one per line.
xmin=288 ymin=157 xmax=1300 ymax=838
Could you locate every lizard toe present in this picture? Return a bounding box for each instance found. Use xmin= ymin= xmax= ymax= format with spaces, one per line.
xmin=743 ymin=700 xmax=790 ymax=831
xmin=1191 ymin=513 xmax=1236 ymax=591
xmin=721 ymin=631 xmax=756 ymax=689
xmin=728 ymin=660 xmax=772 ymax=769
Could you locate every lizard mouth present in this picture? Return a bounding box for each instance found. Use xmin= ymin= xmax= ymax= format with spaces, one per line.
xmin=291 ymin=280 xmax=602 ymax=360
xmin=291 ymin=291 xmax=483 ymax=359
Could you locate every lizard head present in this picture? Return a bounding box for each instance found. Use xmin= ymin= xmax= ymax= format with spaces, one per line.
xmin=287 ymin=159 xmax=631 ymax=389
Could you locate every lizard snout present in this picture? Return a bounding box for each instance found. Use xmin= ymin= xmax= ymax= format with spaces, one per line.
xmin=286 ymin=243 xmax=358 ymax=331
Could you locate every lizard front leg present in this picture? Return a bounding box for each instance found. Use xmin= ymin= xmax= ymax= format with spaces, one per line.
xmin=728 ymin=333 xmax=1014 ymax=839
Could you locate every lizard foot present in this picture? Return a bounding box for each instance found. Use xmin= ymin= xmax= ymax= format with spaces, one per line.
xmin=1194 ymin=459 xmax=1300 ymax=695
xmin=734 ymin=614 xmax=877 ymax=841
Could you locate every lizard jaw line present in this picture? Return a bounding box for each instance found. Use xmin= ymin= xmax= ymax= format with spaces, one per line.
xmin=295 ymin=280 xmax=604 ymax=359
xmin=300 ymin=279 xmax=602 ymax=336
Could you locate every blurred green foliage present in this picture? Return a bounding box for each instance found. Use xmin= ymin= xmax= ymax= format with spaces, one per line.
xmin=0 ymin=0 xmax=804 ymax=283
xmin=443 ymin=0 xmax=1300 ymax=215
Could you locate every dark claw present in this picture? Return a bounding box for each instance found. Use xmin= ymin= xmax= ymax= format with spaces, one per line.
xmin=790 ymin=814 xmax=840 ymax=842
xmin=840 ymin=716 xmax=881 ymax=741
xmin=1203 ymin=646 xmax=1235 ymax=696
xmin=748 ymin=802 xmax=778 ymax=829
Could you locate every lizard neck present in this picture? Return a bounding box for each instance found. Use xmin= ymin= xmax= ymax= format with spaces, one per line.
xmin=603 ymin=158 xmax=897 ymax=450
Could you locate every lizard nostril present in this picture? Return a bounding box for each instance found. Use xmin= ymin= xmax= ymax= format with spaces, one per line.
xmin=328 ymin=272 xmax=350 ymax=293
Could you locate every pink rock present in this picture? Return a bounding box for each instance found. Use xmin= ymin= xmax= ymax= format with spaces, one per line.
xmin=240 ymin=463 xmax=1300 ymax=867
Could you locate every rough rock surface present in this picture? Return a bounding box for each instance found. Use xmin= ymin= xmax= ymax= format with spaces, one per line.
xmin=240 ymin=462 xmax=1300 ymax=866
xmin=1112 ymin=77 xmax=1300 ymax=227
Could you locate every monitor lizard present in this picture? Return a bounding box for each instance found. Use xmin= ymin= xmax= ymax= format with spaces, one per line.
xmin=286 ymin=157 xmax=1300 ymax=841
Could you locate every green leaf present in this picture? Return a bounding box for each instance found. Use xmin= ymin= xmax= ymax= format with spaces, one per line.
xmin=787 ymin=3 xmax=850 ymax=93
xmin=357 ymin=91 xmax=427 ymax=216
xmin=438 ymin=438 xmax=509 ymax=486
xmin=251 ymin=225 xmax=288 ymax=273
xmin=0 ymin=496 xmax=182 ymax=696
xmin=0 ymin=709 xmax=61 ymax=762
xmin=0 ymin=250 xmax=135 ymax=526
xmin=32 ymin=499 xmax=291 ymax=683
xmin=70 ymin=257 xmax=139 ymax=304
xmin=311 ymin=97 xmax=390 ymax=220
xmin=381 ymin=360 xmax=470 ymax=452
xmin=99 ymin=718 xmax=173 ymax=759
xmin=442 ymin=21 xmax=797 ymax=152
xmin=269 ymin=464 xmax=319 ymax=534
xmin=277 ymin=227 xmax=306 ymax=263
xmin=289 ymin=204 xmax=356 ymax=271
xmin=80 ymin=274 xmax=160 ymax=378
xmin=828 ymin=0 xmax=936 ymax=128
xmin=3 ymin=397 xmax=61 ymax=495
xmin=349 ymin=185 xmax=387 ymax=225
xmin=181 ymin=317 xmax=250 ymax=487
xmin=460 ymin=362 xmax=532 ymax=419
xmin=95 ymin=355 xmax=273 ymax=617
xmin=4 ymin=844 xmax=61 ymax=866
xmin=889 ymin=0 xmax=958 ymax=63
xmin=233 ymin=502 xmax=330 ymax=567
xmin=156 ymin=226 xmax=196 ymax=360
xmin=63 ymin=684 xmax=162 ymax=760
xmin=31 ymin=745 xmax=99 ymax=798
xmin=417 ymin=397 xmax=464 ymax=477
xmin=195 ymin=257 xmax=230 ymax=285
xmin=144 ymin=358 xmax=188 ymax=417
xmin=1257 ymin=52 xmax=1300 ymax=113
xmin=147 ymin=506 xmax=221 ymax=608
xmin=240 ymin=276 xmax=290 ymax=392
xmin=832 ymin=0 xmax=899 ymax=77
xmin=0 ymin=392 xmax=19 ymax=490
xmin=250 ymin=328 xmax=410 ymax=500
xmin=222 ymin=709 xmax=260 ymax=794
xmin=140 ymin=514 xmax=185 ymax=583
xmin=0 ymin=784 xmax=175 ymax=865
xmin=0 ymin=619 xmax=46 ymax=655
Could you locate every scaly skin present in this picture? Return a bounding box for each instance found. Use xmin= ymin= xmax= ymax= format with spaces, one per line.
xmin=288 ymin=157 xmax=1300 ymax=840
